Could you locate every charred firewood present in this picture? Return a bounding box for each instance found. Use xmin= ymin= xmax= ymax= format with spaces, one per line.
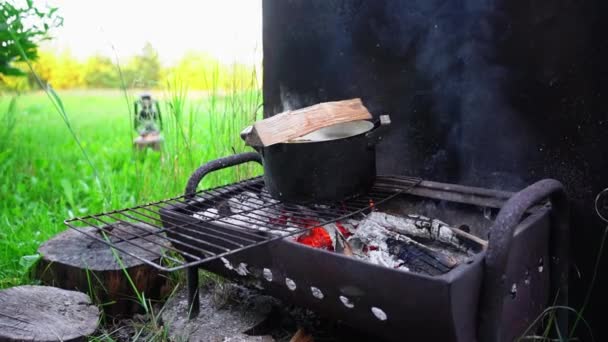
xmin=359 ymin=211 xmax=479 ymax=252
xmin=387 ymin=238 xmax=456 ymax=275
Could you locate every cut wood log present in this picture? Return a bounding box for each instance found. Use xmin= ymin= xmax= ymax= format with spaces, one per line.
xmin=36 ymin=223 xmax=173 ymax=317
xmin=0 ymin=285 xmax=99 ymax=342
xmin=241 ymin=98 xmax=372 ymax=147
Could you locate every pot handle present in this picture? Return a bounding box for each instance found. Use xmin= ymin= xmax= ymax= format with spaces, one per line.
xmin=184 ymin=152 xmax=263 ymax=197
xmin=365 ymin=115 xmax=391 ymax=147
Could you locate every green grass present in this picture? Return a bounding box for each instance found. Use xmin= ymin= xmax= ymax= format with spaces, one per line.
xmin=0 ymin=88 xmax=262 ymax=288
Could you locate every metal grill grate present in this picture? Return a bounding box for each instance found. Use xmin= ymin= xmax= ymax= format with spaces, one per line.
xmin=65 ymin=176 xmax=421 ymax=271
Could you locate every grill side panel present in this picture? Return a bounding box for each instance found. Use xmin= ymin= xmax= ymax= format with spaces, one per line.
xmin=498 ymin=208 xmax=551 ymax=342
xmin=194 ymin=237 xmax=483 ymax=341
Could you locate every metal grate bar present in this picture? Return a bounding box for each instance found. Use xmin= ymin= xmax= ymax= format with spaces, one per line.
xmin=65 ymin=176 xmax=421 ymax=271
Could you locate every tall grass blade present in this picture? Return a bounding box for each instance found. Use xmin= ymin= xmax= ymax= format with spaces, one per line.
xmin=6 ymin=25 xmax=105 ymax=198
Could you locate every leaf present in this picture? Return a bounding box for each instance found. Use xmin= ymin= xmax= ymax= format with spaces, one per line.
xmin=19 ymin=254 xmax=41 ymax=270
xmin=48 ymin=85 xmax=67 ymax=117
xmin=60 ymin=178 xmax=75 ymax=209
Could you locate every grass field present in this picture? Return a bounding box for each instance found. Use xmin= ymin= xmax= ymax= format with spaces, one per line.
xmin=0 ymin=88 xmax=262 ymax=288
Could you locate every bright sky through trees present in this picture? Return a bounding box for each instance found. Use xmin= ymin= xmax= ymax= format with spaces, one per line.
xmin=42 ymin=0 xmax=262 ymax=65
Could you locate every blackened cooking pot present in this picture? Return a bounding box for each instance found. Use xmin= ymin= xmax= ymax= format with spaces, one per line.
xmin=242 ymin=115 xmax=390 ymax=203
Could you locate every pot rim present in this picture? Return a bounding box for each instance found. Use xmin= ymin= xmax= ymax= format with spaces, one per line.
xmin=286 ymin=120 xmax=374 ymax=143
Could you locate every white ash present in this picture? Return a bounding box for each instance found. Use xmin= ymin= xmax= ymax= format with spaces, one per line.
xmin=191 ymin=191 xmax=474 ymax=274
xmin=227 ymin=191 xmax=275 ymax=215
xmin=367 ymin=249 xmax=407 ymax=270
xmin=192 ymin=191 xmax=291 ymax=236
xmin=262 ymin=268 xmax=273 ymax=282
xmin=345 ymin=211 xmax=474 ymax=271
xmin=235 ymin=262 xmax=250 ymax=276
xmin=290 ymin=211 xmax=474 ymax=273
xmin=192 ymin=207 xmax=220 ymax=220
xmin=221 ymin=257 xmax=233 ymax=270
xmin=358 ymin=212 xmax=468 ymax=252
xmin=345 ymin=220 xmax=410 ymax=271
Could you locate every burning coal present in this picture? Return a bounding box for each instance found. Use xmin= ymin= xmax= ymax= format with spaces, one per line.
xmin=293 ymin=211 xmax=476 ymax=276
xmin=192 ymin=190 xmax=482 ymax=276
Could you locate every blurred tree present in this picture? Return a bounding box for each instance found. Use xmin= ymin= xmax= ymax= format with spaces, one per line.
xmin=167 ymin=51 xmax=220 ymax=90
xmin=163 ymin=51 xmax=258 ymax=91
xmin=124 ymin=42 xmax=161 ymax=88
xmin=83 ymin=55 xmax=120 ymax=88
xmin=0 ymin=0 xmax=62 ymax=79
xmin=30 ymin=49 xmax=83 ymax=89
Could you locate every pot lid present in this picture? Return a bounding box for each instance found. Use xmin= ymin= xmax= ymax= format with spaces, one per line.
xmin=288 ymin=120 xmax=374 ymax=143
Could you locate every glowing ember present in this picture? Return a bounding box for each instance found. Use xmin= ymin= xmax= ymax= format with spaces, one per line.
xmin=296 ymin=227 xmax=333 ymax=250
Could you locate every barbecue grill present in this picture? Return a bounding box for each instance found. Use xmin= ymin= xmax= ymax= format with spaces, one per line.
xmin=65 ymin=152 xmax=569 ymax=342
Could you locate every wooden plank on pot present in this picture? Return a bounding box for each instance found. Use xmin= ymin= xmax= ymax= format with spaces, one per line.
xmin=0 ymin=285 xmax=99 ymax=342
xmin=242 ymin=98 xmax=372 ymax=147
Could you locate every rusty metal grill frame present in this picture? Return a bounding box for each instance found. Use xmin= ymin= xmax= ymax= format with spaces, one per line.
xmin=64 ymin=176 xmax=421 ymax=271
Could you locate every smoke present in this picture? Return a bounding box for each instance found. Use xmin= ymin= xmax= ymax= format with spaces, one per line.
xmin=271 ymin=1 xmax=529 ymax=189
xmin=279 ymin=85 xmax=301 ymax=111
xmin=372 ymin=1 xmax=529 ymax=189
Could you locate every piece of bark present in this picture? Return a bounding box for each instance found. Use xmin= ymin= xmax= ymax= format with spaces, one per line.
xmin=290 ymin=328 xmax=314 ymax=342
xmin=0 ymin=285 xmax=99 ymax=342
xmin=241 ymin=98 xmax=372 ymax=147
xmin=36 ymin=223 xmax=173 ymax=317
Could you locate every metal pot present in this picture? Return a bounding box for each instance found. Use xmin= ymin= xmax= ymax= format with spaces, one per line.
xmin=242 ymin=115 xmax=390 ymax=202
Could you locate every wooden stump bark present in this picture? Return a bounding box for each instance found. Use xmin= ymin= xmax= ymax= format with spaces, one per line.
xmin=36 ymin=223 xmax=173 ymax=317
xmin=0 ymin=285 xmax=99 ymax=342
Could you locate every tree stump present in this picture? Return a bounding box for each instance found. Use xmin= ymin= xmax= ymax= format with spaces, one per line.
xmin=36 ymin=223 xmax=173 ymax=317
xmin=0 ymin=285 xmax=99 ymax=342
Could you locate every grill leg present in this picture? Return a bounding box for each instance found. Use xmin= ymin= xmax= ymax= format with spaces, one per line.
xmin=187 ymin=267 xmax=200 ymax=319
